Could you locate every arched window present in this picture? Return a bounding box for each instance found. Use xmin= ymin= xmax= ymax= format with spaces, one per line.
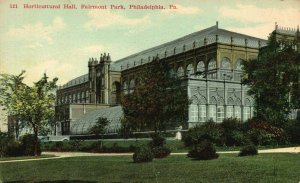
xmin=208 ymin=59 xmax=216 ymax=70
xmin=221 ymin=57 xmax=231 ymax=69
xmin=186 ymin=64 xmax=194 ymax=76
xmin=235 ymin=59 xmax=244 ymax=70
xmin=123 ymin=81 xmax=128 ymax=94
xmin=196 ymin=61 xmax=205 ymax=72
xmin=177 ymin=66 xmax=184 ymax=77
xmin=129 ymin=79 xmax=135 ymax=93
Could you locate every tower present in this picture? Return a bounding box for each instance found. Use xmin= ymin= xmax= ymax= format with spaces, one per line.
xmin=88 ymin=58 xmax=98 ymax=103
xmin=99 ymin=53 xmax=112 ymax=104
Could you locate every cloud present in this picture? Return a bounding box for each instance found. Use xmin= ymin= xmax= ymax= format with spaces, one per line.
xmin=79 ymin=45 xmax=111 ymax=54
xmin=219 ymin=4 xmax=299 ymax=26
xmin=23 ymin=59 xmax=75 ymax=85
xmin=163 ymin=4 xmax=202 ymax=15
xmin=4 ymin=17 xmax=66 ymax=48
xmin=85 ymin=10 xmax=149 ymax=30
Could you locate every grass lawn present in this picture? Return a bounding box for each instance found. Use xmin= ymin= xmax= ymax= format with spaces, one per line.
xmin=1 ymin=153 xmax=299 ymax=183
xmin=0 ymin=155 xmax=55 ymax=162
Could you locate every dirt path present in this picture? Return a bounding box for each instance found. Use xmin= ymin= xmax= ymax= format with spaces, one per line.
xmin=1 ymin=146 xmax=299 ymax=163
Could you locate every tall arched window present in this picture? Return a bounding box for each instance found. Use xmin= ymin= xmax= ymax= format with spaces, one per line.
xmin=129 ymin=79 xmax=135 ymax=93
xmin=196 ymin=61 xmax=205 ymax=72
xmin=177 ymin=66 xmax=184 ymax=77
xmin=220 ymin=57 xmax=231 ymax=69
xmin=235 ymin=59 xmax=244 ymax=70
xmin=208 ymin=59 xmax=216 ymax=70
xmin=123 ymin=81 xmax=128 ymax=94
xmin=186 ymin=64 xmax=194 ymax=76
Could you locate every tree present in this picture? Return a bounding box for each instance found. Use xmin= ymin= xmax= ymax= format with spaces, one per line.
xmin=89 ymin=117 xmax=109 ymax=137
xmin=121 ymin=57 xmax=189 ymax=133
xmin=0 ymin=71 xmax=57 ymax=156
xmin=89 ymin=117 xmax=109 ymax=148
xmin=242 ymin=34 xmax=300 ymax=127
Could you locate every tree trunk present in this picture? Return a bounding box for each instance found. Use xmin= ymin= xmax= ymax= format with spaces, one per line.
xmin=33 ymin=126 xmax=39 ymax=157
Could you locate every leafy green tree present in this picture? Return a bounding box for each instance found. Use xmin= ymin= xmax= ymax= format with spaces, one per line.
xmin=242 ymin=34 xmax=300 ymax=127
xmin=89 ymin=117 xmax=109 ymax=136
xmin=89 ymin=117 xmax=109 ymax=148
xmin=121 ymin=57 xmax=189 ymax=133
xmin=0 ymin=71 xmax=57 ymax=156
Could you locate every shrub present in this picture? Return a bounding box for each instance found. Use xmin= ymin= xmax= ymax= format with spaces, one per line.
xmin=238 ymin=145 xmax=258 ymax=156
xmin=246 ymin=118 xmax=288 ymax=145
xmin=20 ymin=134 xmax=41 ymax=156
xmin=187 ymin=140 xmax=219 ymax=160
xmin=149 ymin=133 xmax=166 ymax=148
xmin=152 ymin=146 xmax=171 ymax=158
xmin=221 ymin=118 xmax=247 ymax=146
xmin=183 ymin=121 xmax=224 ymax=147
xmin=0 ymin=132 xmax=13 ymax=157
xmin=6 ymin=141 xmax=24 ymax=157
xmin=68 ymin=139 xmax=83 ymax=151
xmin=283 ymin=119 xmax=300 ymax=144
xmin=133 ymin=146 xmax=154 ymax=163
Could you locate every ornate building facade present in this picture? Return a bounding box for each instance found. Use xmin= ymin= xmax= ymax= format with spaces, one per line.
xmin=55 ymin=23 xmax=299 ymax=135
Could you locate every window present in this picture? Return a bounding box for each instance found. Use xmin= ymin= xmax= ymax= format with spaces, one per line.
xmin=234 ymin=106 xmax=241 ymax=119
xmin=209 ymin=105 xmax=216 ymax=122
xmin=177 ymin=67 xmax=184 ymax=77
xmin=244 ymin=107 xmax=251 ymax=121
xmin=221 ymin=58 xmax=231 ymax=69
xmin=186 ymin=64 xmax=194 ymax=76
xmin=123 ymin=82 xmax=128 ymax=94
xmin=226 ymin=106 xmax=233 ymax=118
xmin=199 ymin=105 xmax=206 ymax=122
xmin=217 ymin=106 xmax=224 ymax=122
xmin=190 ymin=105 xmax=198 ymax=122
xmin=129 ymin=79 xmax=135 ymax=94
xmin=208 ymin=59 xmax=216 ymax=70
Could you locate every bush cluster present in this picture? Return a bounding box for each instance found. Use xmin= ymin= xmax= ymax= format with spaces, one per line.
xmin=183 ymin=118 xmax=291 ymax=148
xmin=0 ymin=133 xmax=41 ymax=157
xmin=238 ymin=145 xmax=258 ymax=156
xmin=43 ymin=141 xmax=135 ymax=153
xmin=149 ymin=133 xmax=171 ymax=158
xmin=133 ymin=146 xmax=154 ymax=163
xmin=188 ymin=140 xmax=219 ymax=160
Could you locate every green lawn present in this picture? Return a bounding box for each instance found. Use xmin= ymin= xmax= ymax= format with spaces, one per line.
xmin=0 ymin=155 xmax=54 ymax=162
xmin=1 ymin=153 xmax=299 ymax=183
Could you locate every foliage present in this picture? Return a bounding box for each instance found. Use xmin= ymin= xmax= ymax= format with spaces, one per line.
xmin=283 ymin=119 xmax=300 ymax=144
xmin=149 ymin=133 xmax=166 ymax=148
xmin=20 ymin=134 xmax=41 ymax=156
xmin=183 ymin=121 xmax=224 ymax=147
xmin=89 ymin=117 xmax=109 ymax=136
xmin=68 ymin=139 xmax=83 ymax=151
xmin=151 ymin=146 xmax=171 ymax=158
xmin=0 ymin=133 xmax=41 ymax=157
xmin=0 ymin=132 xmax=13 ymax=157
xmin=187 ymin=140 xmax=219 ymax=160
xmin=242 ymin=34 xmax=300 ymax=126
xmin=0 ymin=71 xmax=58 ymax=156
xmin=246 ymin=118 xmax=288 ymax=145
xmin=221 ymin=118 xmax=248 ymax=146
xmin=121 ymin=57 xmax=189 ymax=133
xmin=238 ymin=144 xmax=258 ymax=156
xmin=133 ymin=146 xmax=154 ymax=163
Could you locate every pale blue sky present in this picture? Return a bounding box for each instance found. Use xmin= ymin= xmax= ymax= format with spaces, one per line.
xmin=0 ymin=0 xmax=299 ymax=85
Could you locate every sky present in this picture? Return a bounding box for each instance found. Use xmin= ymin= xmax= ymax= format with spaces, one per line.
xmin=0 ymin=0 xmax=299 ymax=86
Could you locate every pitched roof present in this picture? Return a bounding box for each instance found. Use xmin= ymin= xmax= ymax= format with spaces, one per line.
xmin=111 ymin=25 xmax=268 ymax=71
xmin=70 ymin=105 xmax=123 ymax=135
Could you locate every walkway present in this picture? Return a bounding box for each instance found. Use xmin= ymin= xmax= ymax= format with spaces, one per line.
xmin=1 ymin=146 xmax=299 ymax=163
